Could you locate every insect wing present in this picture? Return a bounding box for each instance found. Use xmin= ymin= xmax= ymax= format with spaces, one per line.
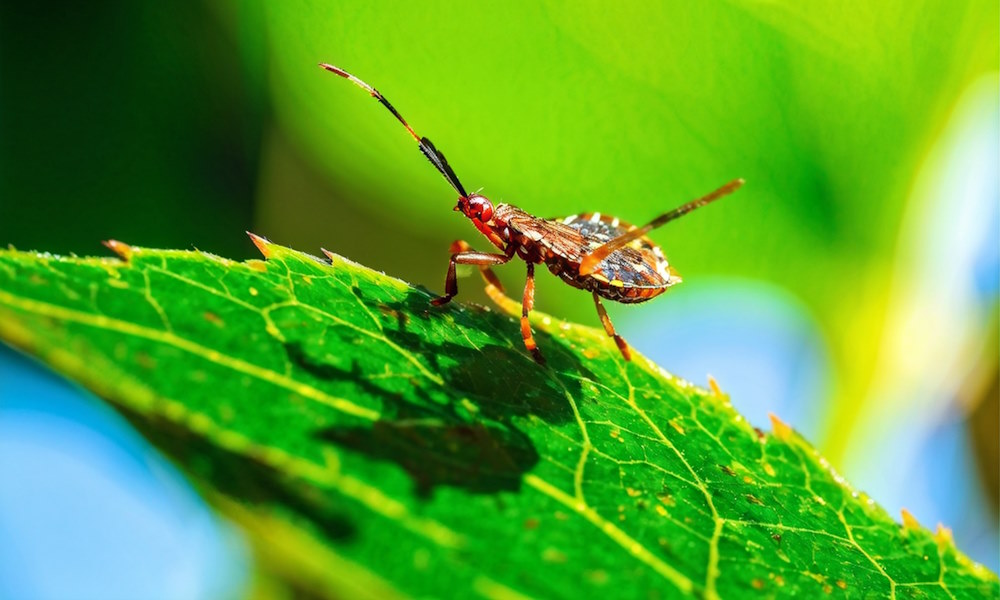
xmin=558 ymin=213 xmax=636 ymax=248
xmin=559 ymin=213 xmax=675 ymax=288
xmin=506 ymin=214 xmax=588 ymax=261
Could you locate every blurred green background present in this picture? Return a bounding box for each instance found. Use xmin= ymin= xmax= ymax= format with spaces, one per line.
xmin=1 ymin=0 xmax=997 ymax=594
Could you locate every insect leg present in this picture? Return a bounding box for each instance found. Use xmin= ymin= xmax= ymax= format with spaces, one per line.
xmin=593 ymin=292 xmax=632 ymax=361
xmin=447 ymin=240 xmax=509 ymax=295
xmin=430 ymin=243 xmax=511 ymax=306
xmin=521 ymin=262 xmax=545 ymax=364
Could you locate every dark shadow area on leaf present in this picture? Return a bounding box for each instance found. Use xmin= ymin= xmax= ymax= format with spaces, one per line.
xmin=361 ymin=286 xmax=598 ymax=425
xmin=118 ymin=405 xmax=357 ymax=544
xmin=281 ymin=343 xmax=542 ymax=498
xmin=283 ymin=343 xmax=450 ymax=419
xmin=317 ymin=416 xmax=539 ymax=499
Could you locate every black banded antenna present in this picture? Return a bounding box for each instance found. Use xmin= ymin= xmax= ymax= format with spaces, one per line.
xmin=319 ymin=63 xmax=469 ymax=198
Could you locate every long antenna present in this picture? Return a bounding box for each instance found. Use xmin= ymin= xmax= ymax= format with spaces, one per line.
xmin=319 ymin=63 xmax=468 ymax=197
xmin=578 ymin=178 xmax=745 ymax=276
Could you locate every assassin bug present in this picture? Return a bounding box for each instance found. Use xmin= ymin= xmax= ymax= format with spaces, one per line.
xmin=320 ymin=63 xmax=743 ymax=364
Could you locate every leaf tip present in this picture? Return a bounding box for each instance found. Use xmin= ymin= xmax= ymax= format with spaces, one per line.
xmin=934 ymin=523 xmax=955 ymax=548
xmin=246 ymin=232 xmax=273 ymax=258
xmin=768 ymin=412 xmax=793 ymax=441
xmin=707 ymin=374 xmax=724 ymax=397
xmin=900 ymin=508 xmax=921 ymax=530
xmin=101 ymin=239 xmax=133 ymax=261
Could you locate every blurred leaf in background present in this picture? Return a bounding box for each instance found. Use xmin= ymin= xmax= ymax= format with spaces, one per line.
xmin=0 ymin=2 xmax=266 ymax=256
xmin=1 ymin=0 xmax=997 ymax=595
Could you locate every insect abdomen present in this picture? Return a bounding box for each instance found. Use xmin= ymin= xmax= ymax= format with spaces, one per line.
xmin=546 ymin=258 xmax=671 ymax=304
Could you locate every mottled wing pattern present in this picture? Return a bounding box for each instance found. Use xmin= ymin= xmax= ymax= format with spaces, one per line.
xmin=507 ymin=211 xmax=677 ymax=296
xmin=506 ymin=214 xmax=588 ymax=262
xmin=560 ymin=213 xmax=637 ymax=252
xmin=558 ymin=212 xmax=676 ymax=290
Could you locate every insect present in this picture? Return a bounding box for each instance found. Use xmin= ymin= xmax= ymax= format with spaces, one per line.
xmin=320 ymin=63 xmax=743 ymax=364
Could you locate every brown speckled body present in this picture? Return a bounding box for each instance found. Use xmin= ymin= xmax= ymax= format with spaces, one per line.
xmin=489 ymin=204 xmax=680 ymax=304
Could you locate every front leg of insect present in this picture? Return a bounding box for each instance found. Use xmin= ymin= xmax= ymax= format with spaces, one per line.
xmin=320 ymin=62 xmax=744 ymax=363
xmin=446 ymin=240 xmax=508 ymax=295
xmin=431 ymin=239 xmax=547 ymax=364
xmin=430 ymin=242 xmax=513 ymax=307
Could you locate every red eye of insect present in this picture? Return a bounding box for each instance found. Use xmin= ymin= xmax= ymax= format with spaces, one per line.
xmin=468 ymin=195 xmax=493 ymax=222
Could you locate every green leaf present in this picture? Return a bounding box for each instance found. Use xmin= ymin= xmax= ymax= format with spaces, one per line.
xmin=0 ymin=239 xmax=995 ymax=599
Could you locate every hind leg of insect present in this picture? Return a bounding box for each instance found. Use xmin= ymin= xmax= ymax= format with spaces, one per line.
xmin=430 ymin=241 xmax=512 ymax=306
xmin=520 ymin=262 xmax=545 ymax=364
xmin=592 ymin=292 xmax=632 ymax=361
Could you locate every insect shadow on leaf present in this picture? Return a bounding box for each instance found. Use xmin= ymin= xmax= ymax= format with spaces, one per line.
xmin=358 ymin=285 xmax=597 ymax=425
xmin=283 ymin=339 xmax=542 ymax=498
xmin=316 ymin=411 xmax=540 ymax=499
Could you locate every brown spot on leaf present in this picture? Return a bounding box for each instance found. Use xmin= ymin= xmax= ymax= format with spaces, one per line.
xmin=203 ymin=311 xmax=224 ymax=327
xmin=585 ymin=570 xmax=608 ymax=585
xmin=378 ymin=304 xmax=410 ymax=329
xmin=135 ymin=351 xmax=156 ymax=370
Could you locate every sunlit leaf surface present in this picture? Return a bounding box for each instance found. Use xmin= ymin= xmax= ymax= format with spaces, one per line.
xmin=0 ymin=240 xmax=995 ymax=599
